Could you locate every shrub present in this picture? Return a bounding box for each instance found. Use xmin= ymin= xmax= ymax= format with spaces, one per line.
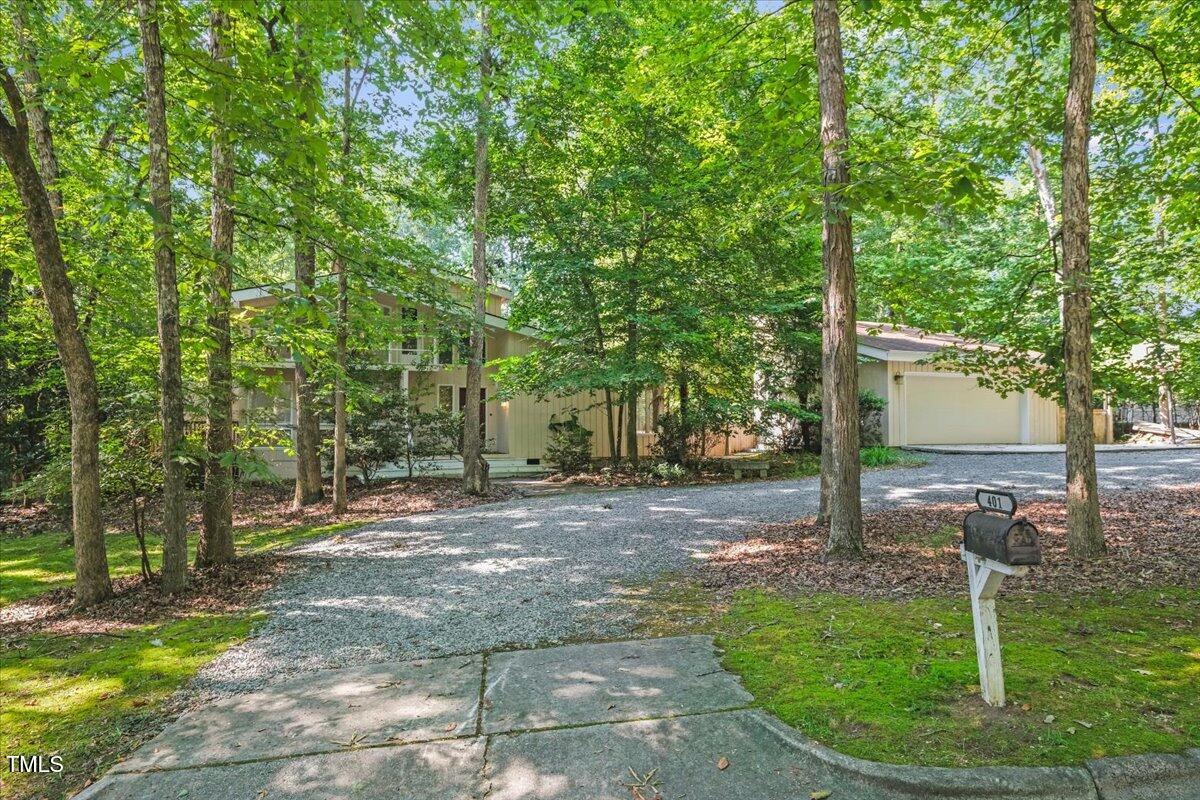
xmin=761 ymin=399 xmax=821 ymax=453
xmin=339 ymin=388 xmax=461 ymax=485
xmin=860 ymin=446 xmax=923 ymax=468
xmin=858 ymin=389 xmax=887 ymax=446
xmin=650 ymin=461 xmax=689 ymax=482
xmin=652 ymin=411 xmax=693 ymax=465
xmin=546 ymin=414 xmax=593 ymax=475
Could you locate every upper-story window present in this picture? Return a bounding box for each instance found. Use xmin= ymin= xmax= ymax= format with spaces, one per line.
xmin=399 ymin=307 xmax=419 ymax=353
xmin=437 ymin=336 xmax=455 ymax=366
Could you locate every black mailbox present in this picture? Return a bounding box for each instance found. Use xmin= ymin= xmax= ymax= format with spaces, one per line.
xmin=963 ymin=511 xmax=1042 ymax=566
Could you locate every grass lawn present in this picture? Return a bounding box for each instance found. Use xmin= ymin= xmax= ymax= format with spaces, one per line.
xmin=1 ymin=521 xmax=359 ymax=607
xmin=1 ymin=612 xmax=262 ymax=799
xmin=1 ymin=520 xmax=356 ymax=799
xmin=783 ymin=447 xmax=925 ymax=479
xmin=718 ymin=588 xmax=1199 ymax=767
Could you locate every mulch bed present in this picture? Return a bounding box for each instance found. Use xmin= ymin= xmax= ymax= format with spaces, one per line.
xmin=223 ymin=477 xmax=518 ymax=529
xmin=1 ymin=555 xmax=288 ymax=640
xmin=1 ymin=477 xmax=518 ymax=538
xmin=700 ymin=487 xmax=1200 ymax=599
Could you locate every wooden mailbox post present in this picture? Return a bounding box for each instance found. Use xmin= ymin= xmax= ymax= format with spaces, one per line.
xmin=961 ymin=489 xmax=1041 ymax=708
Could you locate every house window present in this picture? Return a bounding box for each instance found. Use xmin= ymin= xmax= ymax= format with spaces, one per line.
xmin=248 ymin=381 xmax=294 ymax=426
xmin=438 ymin=384 xmax=455 ymax=412
xmin=400 ymin=307 xmax=419 ymax=353
xmin=437 ymin=337 xmax=454 ymax=366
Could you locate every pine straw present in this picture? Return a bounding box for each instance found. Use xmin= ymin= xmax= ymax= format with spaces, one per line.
xmin=699 ymin=487 xmax=1200 ymax=599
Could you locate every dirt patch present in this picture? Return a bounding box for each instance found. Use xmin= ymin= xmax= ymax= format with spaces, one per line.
xmin=700 ymin=487 xmax=1200 ymax=598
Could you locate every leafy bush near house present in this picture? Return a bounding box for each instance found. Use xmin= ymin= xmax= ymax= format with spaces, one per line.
xmin=858 ymin=389 xmax=887 ymax=446
xmin=761 ymin=398 xmax=822 ymax=453
xmin=652 ymin=410 xmax=693 ymax=465
xmin=546 ymin=414 xmax=593 ymax=475
xmin=340 ymin=388 xmax=461 ymax=485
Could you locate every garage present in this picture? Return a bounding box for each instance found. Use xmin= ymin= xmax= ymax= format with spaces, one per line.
xmin=904 ymin=374 xmax=1021 ymax=444
xmin=856 ymin=322 xmax=1063 ymax=447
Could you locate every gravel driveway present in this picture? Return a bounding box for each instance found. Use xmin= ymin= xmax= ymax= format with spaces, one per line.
xmin=196 ymin=450 xmax=1200 ymax=696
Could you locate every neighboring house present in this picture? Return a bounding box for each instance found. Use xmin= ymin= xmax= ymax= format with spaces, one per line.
xmin=857 ymin=322 xmax=1066 ymax=446
xmin=233 ymin=282 xmax=756 ymax=477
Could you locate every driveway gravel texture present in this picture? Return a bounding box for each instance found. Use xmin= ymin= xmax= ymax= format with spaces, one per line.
xmin=195 ymin=450 xmax=1200 ymax=696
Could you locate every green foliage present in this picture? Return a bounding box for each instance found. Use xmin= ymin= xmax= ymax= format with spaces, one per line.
xmin=858 ymin=389 xmax=888 ymax=447
xmin=651 ymin=411 xmax=695 ymax=466
xmin=762 ymin=399 xmax=822 ymax=454
xmin=546 ymin=414 xmax=593 ymax=475
xmin=719 ymin=588 xmax=1200 ymax=767
xmin=859 ymin=446 xmax=925 ymax=469
xmin=649 ymin=461 xmax=690 ymax=482
xmin=341 ymin=382 xmax=461 ymax=484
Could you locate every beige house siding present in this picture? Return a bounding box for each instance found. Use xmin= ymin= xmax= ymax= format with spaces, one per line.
xmin=874 ymin=359 xmax=1060 ymax=446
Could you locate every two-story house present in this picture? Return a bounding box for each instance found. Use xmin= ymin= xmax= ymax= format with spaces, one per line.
xmin=232 ymin=281 xmax=757 ymax=478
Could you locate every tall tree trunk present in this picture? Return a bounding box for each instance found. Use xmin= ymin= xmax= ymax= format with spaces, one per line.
xmin=624 ymin=335 xmax=639 ymax=467
xmin=812 ymin=0 xmax=863 ymax=558
xmin=817 ymin=304 xmax=831 ymax=525
xmin=625 ymin=389 xmax=639 ymax=466
xmin=0 ymin=69 xmax=112 ymax=606
xmin=623 ymin=277 xmax=640 ymax=467
xmin=603 ymin=389 xmax=618 ymax=466
xmin=138 ymin=0 xmax=188 ymax=592
xmin=577 ymin=273 xmax=615 ymax=465
xmin=332 ymin=54 xmax=353 ymax=515
xmin=292 ymin=236 xmax=323 ymax=507
xmin=1061 ymin=0 xmax=1105 ymax=559
xmin=291 ymin=25 xmax=323 ymax=509
xmin=198 ymin=6 xmax=236 ymax=568
xmin=1156 ymin=287 xmax=1176 ymax=445
xmin=1027 ymin=143 xmax=1058 ymax=244
xmin=1027 ymin=142 xmax=1064 ymax=323
xmin=1150 ymin=117 xmax=1176 ymax=446
xmin=462 ymin=5 xmax=491 ymax=496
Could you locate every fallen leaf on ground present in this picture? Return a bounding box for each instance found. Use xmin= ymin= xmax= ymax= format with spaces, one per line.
xmin=697 ymin=488 xmax=1200 ymax=599
xmin=717 ymin=757 xmax=730 ymax=770
xmin=811 ymin=791 xmax=832 ymax=799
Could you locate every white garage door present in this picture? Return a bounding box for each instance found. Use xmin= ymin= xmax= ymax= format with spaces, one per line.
xmin=905 ymin=375 xmax=1021 ymax=444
